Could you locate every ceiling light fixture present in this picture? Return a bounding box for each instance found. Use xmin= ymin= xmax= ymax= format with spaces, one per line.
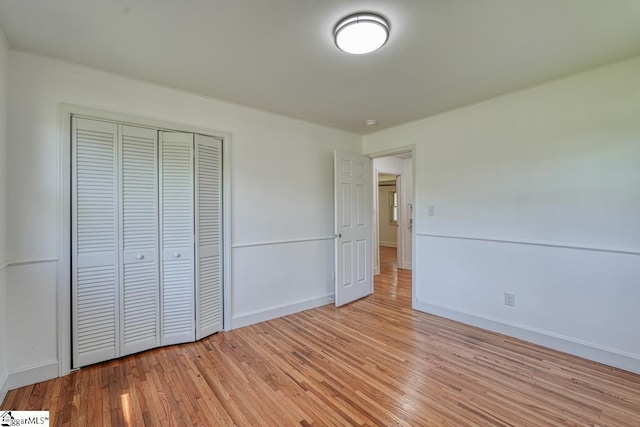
xmin=334 ymin=12 xmax=390 ymax=55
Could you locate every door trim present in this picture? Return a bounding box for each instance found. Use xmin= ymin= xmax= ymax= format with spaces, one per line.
xmin=58 ymin=103 xmax=232 ymax=376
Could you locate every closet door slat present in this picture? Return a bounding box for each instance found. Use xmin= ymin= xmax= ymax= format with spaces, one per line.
xmin=159 ymin=131 xmax=195 ymax=345
xmin=120 ymin=125 xmax=160 ymax=356
xmin=72 ymin=117 xmax=119 ymax=368
xmin=195 ymin=134 xmax=223 ymax=339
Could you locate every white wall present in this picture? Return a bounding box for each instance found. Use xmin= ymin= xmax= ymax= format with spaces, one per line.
xmin=378 ymin=185 xmax=397 ymax=247
xmin=0 ymin=27 xmax=9 ymax=403
xmin=6 ymin=51 xmax=361 ymax=386
xmin=364 ymin=56 xmax=640 ymax=373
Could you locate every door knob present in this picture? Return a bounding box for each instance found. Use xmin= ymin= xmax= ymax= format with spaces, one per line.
xmin=174 ymin=252 xmax=181 ymax=258
xmin=136 ymin=254 xmax=144 ymax=260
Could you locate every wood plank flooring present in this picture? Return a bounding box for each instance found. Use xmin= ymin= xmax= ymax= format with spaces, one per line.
xmin=3 ymin=246 xmax=640 ymax=425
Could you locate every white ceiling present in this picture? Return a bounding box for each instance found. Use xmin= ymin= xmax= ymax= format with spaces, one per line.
xmin=1 ymin=0 xmax=640 ymax=134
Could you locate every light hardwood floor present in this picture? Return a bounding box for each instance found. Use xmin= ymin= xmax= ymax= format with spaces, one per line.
xmin=3 ymin=246 xmax=640 ymax=425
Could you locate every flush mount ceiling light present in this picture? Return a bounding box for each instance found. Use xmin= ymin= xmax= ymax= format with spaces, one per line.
xmin=334 ymin=12 xmax=390 ymax=54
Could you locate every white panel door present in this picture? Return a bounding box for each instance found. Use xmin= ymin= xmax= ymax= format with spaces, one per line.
xmin=72 ymin=117 xmax=119 ymax=367
xmin=159 ymin=131 xmax=195 ymax=345
xmin=195 ymin=134 xmax=223 ymax=339
xmin=334 ymin=151 xmax=373 ymax=306
xmin=119 ymin=125 xmax=160 ymax=356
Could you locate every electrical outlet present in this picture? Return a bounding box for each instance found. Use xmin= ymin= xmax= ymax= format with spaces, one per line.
xmin=504 ymin=293 xmax=515 ymax=307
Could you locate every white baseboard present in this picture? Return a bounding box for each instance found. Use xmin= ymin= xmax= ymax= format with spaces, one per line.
xmin=415 ymin=300 xmax=640 ymax=375
xmin=401 ymin=261 xmax=412 ymax=270
xmin=380 ymin=242 xmax=397 ymax=248
xmin=0 ymin=370 xmax=7 ymax=406
xmin=231 ymin=294 xmax=333 ymax=330
xmin=7 ymin=360 xmax=59 ymax=390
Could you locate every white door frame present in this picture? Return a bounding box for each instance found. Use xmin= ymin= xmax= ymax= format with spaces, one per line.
xmin=58 ymin=103 xmax=232 ymax=376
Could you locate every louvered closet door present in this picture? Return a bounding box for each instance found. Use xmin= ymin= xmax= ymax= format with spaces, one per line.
xmin=120 ymin=125 xmax=160 ymax=356
xmin=72 ymin=117 xmax=119 ymax=368
xmin=159 ymin=131 xmax=195 ymax=345
xmin=195 ymin=134 xmax=223 ymax=339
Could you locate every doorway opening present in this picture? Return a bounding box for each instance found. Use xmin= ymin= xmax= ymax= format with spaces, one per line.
xmin=373 ymin=153 xmax=413 ymax=274
xmin=372 ymin=151 xmax=413 ymax=302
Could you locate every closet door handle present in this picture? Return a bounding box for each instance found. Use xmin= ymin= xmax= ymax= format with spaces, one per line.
xmin=136 ymin=254 xmax=145 ymax=260
xmin=174 ymin=252 xmax=181 ymax=258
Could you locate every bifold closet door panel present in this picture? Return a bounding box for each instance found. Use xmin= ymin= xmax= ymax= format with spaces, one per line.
xmin=160 ymin=131 xmax=195 ymax=345
xmin=72 ymin=117 xmax=119 ymax=368
xmin=195 ymin=134 xmax=223 ymax=339
xmin=120 ymin=125 xmax=160 ymax=356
